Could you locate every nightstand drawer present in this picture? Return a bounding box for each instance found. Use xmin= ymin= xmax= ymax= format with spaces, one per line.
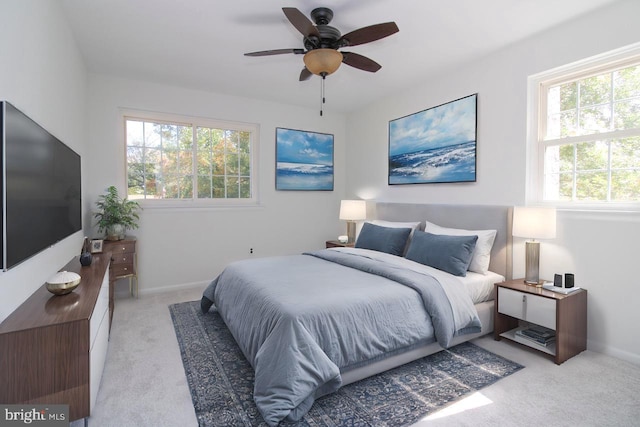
xmin=102 ymin=237 xmax=138 ymax=298
xmin=111 ymin=253 xmax=134 ymax=265
xmin=111 ymin=263 xmax=135 ymax=278
xmin=498 ymin=287 xmax=556 ymax=330
xmin=108 ymin=241 xmax=135 ymax=254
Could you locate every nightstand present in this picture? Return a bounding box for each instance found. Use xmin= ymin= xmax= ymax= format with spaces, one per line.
xmin=103 ymin=237 xmax=137 ymax=299
xmin=494 ymin=279 xmax=587 ymax=364
xmin=326 ymin=240 xmax=354 ymax=248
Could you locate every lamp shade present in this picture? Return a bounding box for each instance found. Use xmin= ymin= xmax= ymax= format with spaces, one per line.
xmin=512 ymin=206 xmax=557 ymax=239
xmin=339 ymin=200 xmax=366 ymax=221
xmin=303 ymin=49 xmax=343 ymax=76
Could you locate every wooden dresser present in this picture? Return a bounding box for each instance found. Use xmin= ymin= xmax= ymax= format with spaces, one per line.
xmin=103 ymin=236 xmax=137 ymax=300
xmin=0 ymin=253 xmax=112 ymax=421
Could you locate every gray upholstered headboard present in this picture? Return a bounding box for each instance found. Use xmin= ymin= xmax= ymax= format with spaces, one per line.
xmin=373 ymin=202 xmax=513 ymax=279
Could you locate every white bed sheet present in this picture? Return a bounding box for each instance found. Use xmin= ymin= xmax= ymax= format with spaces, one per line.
xmin=461 ymin=270 xmax=504 ymax=303
xmin=331 ymin=247 xmax=503 ymax=304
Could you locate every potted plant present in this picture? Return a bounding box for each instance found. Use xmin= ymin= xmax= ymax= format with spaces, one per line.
xmin=94 ymin=186 xmax=141 ymax=240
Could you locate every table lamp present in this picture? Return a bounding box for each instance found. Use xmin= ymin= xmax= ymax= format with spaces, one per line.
xmin=512 ymin=206 xmax=557 ymax=285
xmin=339 ymin=200 xmax=366 ymax=243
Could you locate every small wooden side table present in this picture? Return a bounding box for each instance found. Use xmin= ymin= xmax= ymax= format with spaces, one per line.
xmin=494 ymin=278 xmax=587 ymax=364
xmin=326 ymin=240 xmax=355 ymax=248
xmin=103 ymin=237 xmax=137 ymax=299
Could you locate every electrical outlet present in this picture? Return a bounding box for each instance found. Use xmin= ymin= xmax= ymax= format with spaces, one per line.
xmin=250 ymin=248 xmax=254 ymax=254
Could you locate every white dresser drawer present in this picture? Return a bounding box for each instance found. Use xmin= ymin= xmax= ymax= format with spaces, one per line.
xmin=90 ymin=272 xmax=109 ymax=350
xmin=498 ymin=287 xmax=525 ymax=319
xmin=89 ymin=268 xmax=110 ymax=412
xmin=525 ymin=293 xmax=556 ymax=330
xmin=90 ymin=306 xmax=109 ymax=412
xmin=498 ymin=287 xmax=556 ymax=330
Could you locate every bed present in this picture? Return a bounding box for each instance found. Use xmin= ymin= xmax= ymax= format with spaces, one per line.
xmin=201 ymin=203 xmax=512 ymax=426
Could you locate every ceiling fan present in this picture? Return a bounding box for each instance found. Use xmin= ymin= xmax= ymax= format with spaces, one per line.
xmin=244 ymin=7 xmax=399 ymax=82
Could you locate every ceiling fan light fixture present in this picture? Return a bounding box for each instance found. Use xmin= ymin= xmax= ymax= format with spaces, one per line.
xmin=303 ymin=49 xmax=343 ymax=76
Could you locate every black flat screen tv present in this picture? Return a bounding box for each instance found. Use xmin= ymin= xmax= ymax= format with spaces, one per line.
xmin=1 ymin=101 xmax=82 ymax=270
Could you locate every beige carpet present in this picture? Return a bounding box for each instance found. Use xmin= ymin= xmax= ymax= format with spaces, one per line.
xmin=74 ymin=285 xmax=640 ymax=427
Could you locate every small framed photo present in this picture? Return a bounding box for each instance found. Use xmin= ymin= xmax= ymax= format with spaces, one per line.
xmin=90 ymin=239 xmax=103 ymax=254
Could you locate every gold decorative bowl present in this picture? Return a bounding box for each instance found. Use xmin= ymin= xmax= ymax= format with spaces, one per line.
xmin=46 ymin=271 xmax=81 ymax=295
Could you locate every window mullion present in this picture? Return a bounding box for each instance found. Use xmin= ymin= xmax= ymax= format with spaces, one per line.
xmin=237 ymin=132 xmax=241 ymax=196
xmin=142 ymin=122 xmax=147 ymax=198
xmin=160 ymin=126 xmax=165 ymax=198
xmin=607 ymin=141 xmax=613 ymax=202
xmin=572 ymin=144 xmax=577 ymax=201
xmin=224 ymin=133 xmax=228 ymax=198
xmin=192 ymin=125 xmax=198 ymax=201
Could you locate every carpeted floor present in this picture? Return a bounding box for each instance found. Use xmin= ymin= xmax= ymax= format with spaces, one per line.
xmin=170 ymin=300 xmax=523 ymax=427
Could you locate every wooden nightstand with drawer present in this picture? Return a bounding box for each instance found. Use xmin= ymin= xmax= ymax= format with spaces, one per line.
xmin=326 ymin=240 xmax=354 ymax=248
xmin=494 ymin=279 xmax=587 ymax=364
xmin=103 ymin=237 xmax=137 ymax=300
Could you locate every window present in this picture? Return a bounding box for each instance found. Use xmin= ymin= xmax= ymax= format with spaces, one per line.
xmin=530 ymin=44 xmax=640 ymax=209
xmin=124 ymin=111 xmax=258 ymax=206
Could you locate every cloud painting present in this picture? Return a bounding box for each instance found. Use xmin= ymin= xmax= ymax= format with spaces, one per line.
xmin=389 ymin=94 xmax=477 ymax=184
xmin=276 ymin=128 xmax=334 ymax=190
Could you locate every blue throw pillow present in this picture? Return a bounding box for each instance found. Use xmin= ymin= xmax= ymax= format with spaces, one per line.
xmin=355 ymin=222 xmax=412 ymax=256
xmin=405 ymin=231 xmax=478 ymax=276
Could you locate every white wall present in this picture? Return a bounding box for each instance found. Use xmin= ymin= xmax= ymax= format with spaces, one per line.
xmin=345 ymin=0 xmax=640 ymax=364
xmin=0 ymin=0 xmax=88 ymax=322
xmin=85 ymin=75 xmax=347 ymax=293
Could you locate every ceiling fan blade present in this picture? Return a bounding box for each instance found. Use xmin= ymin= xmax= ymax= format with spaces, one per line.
xmin=341 ymin=52 xmax=382 ymax=73
xmin=339 ymin=22 xmax=399 ymax=47
xmin=299 ymin=67 xmax=312 ymax=81
xmin=244 ymin=48 xmax=305 ymax=57
xmin=282 ymin=7 xmax=320 ymax=38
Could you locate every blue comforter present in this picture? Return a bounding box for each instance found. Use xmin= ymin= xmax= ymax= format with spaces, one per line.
xmin=201 ymin=248 xmax=481 ymax=426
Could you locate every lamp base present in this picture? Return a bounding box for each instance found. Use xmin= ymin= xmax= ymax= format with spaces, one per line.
xmin=346 ymin=221 xmax=356 ymax=244
xmin=524 ymin=241 xmax=540 ymax=286
xmin=523 ymin=279 xmax=544 ymax=287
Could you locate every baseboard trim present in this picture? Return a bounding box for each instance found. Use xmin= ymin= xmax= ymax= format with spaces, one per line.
xmin=138 ymin=280 xmax=209 ymax=296
xmin=588 ymin=339 xmax=640 ymax=366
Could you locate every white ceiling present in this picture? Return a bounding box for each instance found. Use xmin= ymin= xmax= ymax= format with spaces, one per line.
xmin=61 ymin=0 xmax=620 ymax=113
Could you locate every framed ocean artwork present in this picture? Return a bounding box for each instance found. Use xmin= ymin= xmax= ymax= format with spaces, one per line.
xmin=388 ymin=93 xmax=477 ymax=185
xmin=276 ymin=127 xmax=334 ymax=191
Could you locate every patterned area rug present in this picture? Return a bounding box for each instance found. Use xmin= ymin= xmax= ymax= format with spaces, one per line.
xmin=170 ymin=301 xmax=522 ymax=427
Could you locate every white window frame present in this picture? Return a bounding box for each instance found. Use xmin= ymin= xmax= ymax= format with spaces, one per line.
xmin=527 ymin=42 xmax=640 ymax=211
xmin=121 ymin=108 xmax=260 ymax=209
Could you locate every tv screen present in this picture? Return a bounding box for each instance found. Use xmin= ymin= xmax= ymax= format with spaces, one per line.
xmin=2 ymin=101 xmax=82 ymax=270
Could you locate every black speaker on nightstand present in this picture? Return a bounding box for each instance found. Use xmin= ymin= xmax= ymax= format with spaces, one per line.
xmin=554 ymin=274 xmax=562 ymax=287
xmin=565 ymin=273 xmax=575 ymax=288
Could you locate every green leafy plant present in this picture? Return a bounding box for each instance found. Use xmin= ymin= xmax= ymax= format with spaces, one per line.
xmin=94 ymin=186 xmax=141 ymax=239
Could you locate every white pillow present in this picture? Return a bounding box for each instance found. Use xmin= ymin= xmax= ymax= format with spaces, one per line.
xmin=369 ymin=220 xmax=421 ymax=254
xmin=424 ymin=221 xmax=497 ymax=275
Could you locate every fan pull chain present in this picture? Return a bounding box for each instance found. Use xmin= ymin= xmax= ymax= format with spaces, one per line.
xmin=320 ymin=75 xmax=326 ymax=117
xmin=320 ymin=75 xmax=326 ymax=116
